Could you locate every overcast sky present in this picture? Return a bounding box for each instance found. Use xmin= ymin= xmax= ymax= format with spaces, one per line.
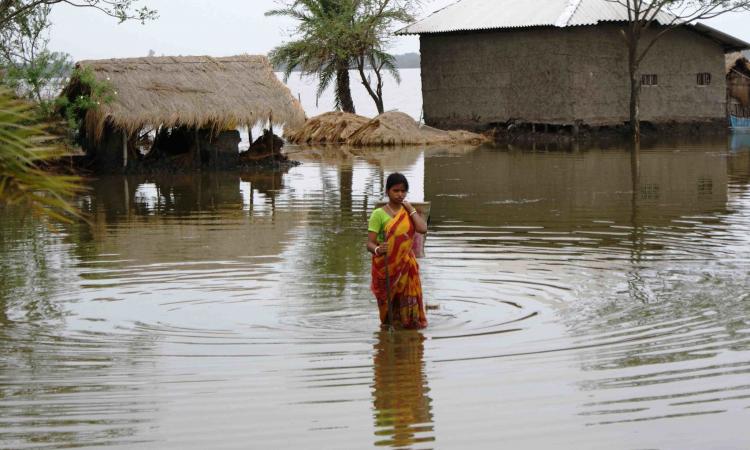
xmin=49 ymin=0 xmax=750 ymax=61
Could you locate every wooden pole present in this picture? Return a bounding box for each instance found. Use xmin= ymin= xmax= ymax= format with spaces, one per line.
xmin=267 ymin=112 xmax=274 ymax=160
xmin=194 ymin=128 xmax=201 ymax=167
xmin=385 ymin=250 xmax=393 ymax=331
xmin=212 ymin=132 xmax=218 ymax=169
xmin=122 ymin=130 xmax=128 ymax=169
xmin=123 ymin=176 xmax=129 ymax=213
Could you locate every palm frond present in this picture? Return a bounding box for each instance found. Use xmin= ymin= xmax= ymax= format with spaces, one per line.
xmin=0 ymin=88 xmax=83 ymax=223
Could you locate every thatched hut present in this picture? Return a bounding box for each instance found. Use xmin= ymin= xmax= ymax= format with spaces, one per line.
xmin=727 ymin=52 xmax=750 ymax=116
xmin=61 ymin=55 xmax=306 ymax=171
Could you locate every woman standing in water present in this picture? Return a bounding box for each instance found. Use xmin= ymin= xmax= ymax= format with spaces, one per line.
xmin=367 ymin=173 xmax=428 ymax=329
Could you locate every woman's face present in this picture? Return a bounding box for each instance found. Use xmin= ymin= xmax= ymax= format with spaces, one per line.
xmin=387 ymin=183 xmax=407 ymax=204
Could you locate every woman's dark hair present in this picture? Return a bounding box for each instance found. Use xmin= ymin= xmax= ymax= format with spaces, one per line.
xmin=386 ymin=172 xmax=409 ymax=192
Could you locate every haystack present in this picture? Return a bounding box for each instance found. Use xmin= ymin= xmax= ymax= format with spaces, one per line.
xmin=65 ymin=55 xmax=306 ymax=142
xmin=348 ymin=112 xmax=486 ymax=146
xmin=286 ymin=111 xmax=486 ymax=146
xmin=284 ymin=111 xmax=369 ymax=144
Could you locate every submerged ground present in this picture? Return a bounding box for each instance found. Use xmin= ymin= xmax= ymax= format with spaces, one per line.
xmin=1 ymin=140 xmax=749 ymax=449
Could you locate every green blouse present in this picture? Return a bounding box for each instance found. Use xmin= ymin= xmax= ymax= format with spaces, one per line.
xmin=368 ymin=208 xmax=392 ymax=243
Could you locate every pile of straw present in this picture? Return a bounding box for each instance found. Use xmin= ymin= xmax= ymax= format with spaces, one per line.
xmin=283 ymin=111 xmax=368 ymax=144
xmin=286 ymin=111 xmax=486 ymax=146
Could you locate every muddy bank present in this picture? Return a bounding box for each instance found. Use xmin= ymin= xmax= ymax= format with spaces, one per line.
xmin=488 ymin=119 xmax=729 ymax=148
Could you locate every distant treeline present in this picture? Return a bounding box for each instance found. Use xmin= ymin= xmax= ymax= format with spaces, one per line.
xmin=274 ymin=52 xmax=420 ymax=72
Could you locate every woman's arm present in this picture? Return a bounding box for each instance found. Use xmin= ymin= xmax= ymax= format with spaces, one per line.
xmin=367 ymin=231 xmax=388 ymax=256
xmin=402 ymin=201 xmax=428 ymax=234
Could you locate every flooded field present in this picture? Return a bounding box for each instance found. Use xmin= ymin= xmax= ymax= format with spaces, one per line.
xmin=1 ymin=141 xmax=750 ymax=449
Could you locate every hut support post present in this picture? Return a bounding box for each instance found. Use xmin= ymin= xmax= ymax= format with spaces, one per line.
xmin=267 ymin=113 xmax=274 ymax=160
xmin=122 ymin=130 xmax=128 ymax=169
xmin=212 ymin=133 xmax=218 ymax=169
xmin=193 ymin=129 xmax=201 ymax=167
xmin=124 ymin=177 xmax=129 ymax=212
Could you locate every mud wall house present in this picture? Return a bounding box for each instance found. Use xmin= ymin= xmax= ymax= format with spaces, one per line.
xmin=398 ymin=0 xmax=750 ymax=130
xmin=726 ymin=53 xmax=750 ymax=115
xmin=61 ymin=55 xmax=305 ymax=171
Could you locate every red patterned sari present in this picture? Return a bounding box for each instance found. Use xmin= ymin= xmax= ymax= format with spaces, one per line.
xmin=371 ymin=207 xmax=428 ymax=329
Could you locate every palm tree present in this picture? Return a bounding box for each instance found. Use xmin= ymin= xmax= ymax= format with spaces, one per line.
xmin=351 ymin=0 xmax=413 ymax=114
xmin=0 ymin=87 xmax=81 ymax=222
xmin=267 ymin=0 xmax=358 ymax=113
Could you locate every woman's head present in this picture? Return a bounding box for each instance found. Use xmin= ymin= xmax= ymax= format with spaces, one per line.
xmin=386 ymin=173 xmax=409 ymax=203
xmin=386 ymin=173 xmax=409 ymax=192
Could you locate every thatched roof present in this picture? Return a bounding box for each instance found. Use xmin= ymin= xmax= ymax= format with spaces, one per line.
xmin=285 ymin=111 xmax=487 ymax=146
xmin=727 ymin=52 xmax=750 ymax=78
xmin=68 ymin=55 xmax=306 ymax=141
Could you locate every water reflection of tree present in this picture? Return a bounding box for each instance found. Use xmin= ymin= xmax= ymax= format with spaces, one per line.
xmin=0 ymin=208 xmax=159 ymax=447
xmin=0 ymin=208 xmax=68 ymax=323
xmin=627 ymin=145 xmax=648 ymax=302
xmin=293 ymin=148 xmax=426 ymax=299
xmin=372 ymin=330 xmax=435 ymax=448
xmin=296 ymin=162 xmax=372 ymax=298
xmin=0 ymin=320 xmax=159 ymax=447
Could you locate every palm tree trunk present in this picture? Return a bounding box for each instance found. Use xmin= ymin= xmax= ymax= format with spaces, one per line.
xmin=336 ymin=66 xmax=355 ymax=114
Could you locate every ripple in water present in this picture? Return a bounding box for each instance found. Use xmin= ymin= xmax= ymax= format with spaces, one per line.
xmin=0 ymin=145 xmax=749 ymax=449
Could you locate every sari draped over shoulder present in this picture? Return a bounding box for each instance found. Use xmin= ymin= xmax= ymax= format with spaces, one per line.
xmin=371 ymin=207 xmax=428 ymax=329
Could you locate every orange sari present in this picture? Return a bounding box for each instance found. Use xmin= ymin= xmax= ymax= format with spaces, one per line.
xmin=371 ymin=207 xmax=428 ymax=329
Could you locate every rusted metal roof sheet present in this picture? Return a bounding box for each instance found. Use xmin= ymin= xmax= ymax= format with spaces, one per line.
xmin=398 ymin=0 xmax=674 ymax=34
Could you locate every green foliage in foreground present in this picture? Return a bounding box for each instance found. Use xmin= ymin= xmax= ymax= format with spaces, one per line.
xmin=0 ymin=88 xmax=82 ymax=222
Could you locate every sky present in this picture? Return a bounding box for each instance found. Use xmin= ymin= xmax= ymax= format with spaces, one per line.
xmin=49 ymin=0 xmax=750 ymax=62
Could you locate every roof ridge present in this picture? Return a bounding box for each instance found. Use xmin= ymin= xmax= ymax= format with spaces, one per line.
xmin=555 ymin=0 xmax=584 ymax=27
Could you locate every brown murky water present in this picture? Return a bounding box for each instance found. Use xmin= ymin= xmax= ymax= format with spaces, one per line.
xmin=1 ymin=140 xmax=750 ymax=449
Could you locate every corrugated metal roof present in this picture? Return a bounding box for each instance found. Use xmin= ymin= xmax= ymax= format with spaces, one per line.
xmin=397 ymin=0 xmax=675 ymax=34
xmin=397 ymin=0 xmax=750 ymax=50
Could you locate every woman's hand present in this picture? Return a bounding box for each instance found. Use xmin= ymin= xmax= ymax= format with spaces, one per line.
xmin=403 ymin=201 xmax=428 ymax=234
xmin=376 ymin=242 xmax=389 ymax=256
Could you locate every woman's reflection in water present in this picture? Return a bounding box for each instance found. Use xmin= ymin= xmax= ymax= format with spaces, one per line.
xmin=372 ymin=330 xmax=435 ymax=448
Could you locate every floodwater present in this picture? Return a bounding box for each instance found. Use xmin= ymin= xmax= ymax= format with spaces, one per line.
xmin=1 ymin=140 xmax=750 ymax=449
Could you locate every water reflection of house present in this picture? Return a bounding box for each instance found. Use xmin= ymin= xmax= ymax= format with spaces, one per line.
xmin=424 ymin=148 xmax=728 ymax=229
xmin=399 ymin=0 xmax=750 ymax=130
xmin=78 ymin=174 xmax=306 ymax=263
xmin=61 ymin=56 xmax=305 ymax=171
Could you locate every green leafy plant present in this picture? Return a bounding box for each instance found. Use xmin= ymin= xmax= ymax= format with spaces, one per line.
xmin=0 ymin=87 xmax=82 ymax=222
xmin=56 ymin=66 xmax=116 ymax=143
